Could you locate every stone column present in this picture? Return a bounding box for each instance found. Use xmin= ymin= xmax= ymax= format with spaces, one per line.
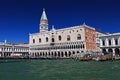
xmin=56 ymin=52 xmax=58 ymax=58
xmin=106 ymin=38 xmax=109 ymax=47
xmin=112 ymin=48 xmax=115 ymax=57
xmin=63 ymin=52 xmax=65 ymax=57
xmin=47 ymin=52 xmax=49 ymax=57
xmin=50 ymin=52 xmax=52 ymax=57
xmin=67 ymin=51 xmax=69 ymax=58
xmin=75 ymin=51 xmax=77 ymax=55
xmin=112 ymin=38 xmax=115 ymax=46
xmin=100 ymin=39 xmax=102 ymax=47
xmin=118 ymin=37 xmax=120 ymax=45
xmin=106 ymin=48 xmax=108 ymax=53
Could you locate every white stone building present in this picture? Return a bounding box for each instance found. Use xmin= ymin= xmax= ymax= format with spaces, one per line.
xmin=99 ymin=33 xmax=120 ymax=56
xmin=29 ymin=9 xmax=98 ymax=58
xmin=0 ymin=42 xmax=29 ymax=58
xmin=96 ymin=31 xmax=106 ymax=51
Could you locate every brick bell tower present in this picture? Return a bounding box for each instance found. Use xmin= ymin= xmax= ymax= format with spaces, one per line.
xmin=40 ymin=8 xmax=48 ymax=33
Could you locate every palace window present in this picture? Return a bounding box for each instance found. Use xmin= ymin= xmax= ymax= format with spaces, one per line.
xmin=52 ymin=38 xmax=55 ymax=42
xmin=115 ymin=39 xmax=118 ymax=45
xmin=109 ymin=39 xmax=111 ymax=45
xmin=46 ymin=37 xmax=48 ymax=42
xmin=102 ymin=40 xmax=105 ymax=46
xmin=58 ymin=35 xmax=62 ymax=41
xmin=39 ymin=38 xmax=41 ymax=43
xmin=33 ymin=39 xmax=35 ymax=43
xmin=67 ymin=35 xmax=70 ymax=41
xmin=77 ymin=34 xmax=81 ymax=40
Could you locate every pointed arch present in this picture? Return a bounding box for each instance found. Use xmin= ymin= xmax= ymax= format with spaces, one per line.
xmin=61 ymin=52 xmax=64 ymax=57
xmin=115 ymin=48 xmax=120 ymax=56
xmin=108 ymin=48 xmax=113 ymax=53
xmin=58 ymin=52 xmax=60 ymax=57
xmin=65 ymin=52 xmax=67 ymax=57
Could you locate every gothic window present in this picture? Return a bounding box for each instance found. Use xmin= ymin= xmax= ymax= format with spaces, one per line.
xmin=115 ymin=39 xmax=118 ymax=45
xmin=67 ymin=35 xmax=70 ymax=41
xmin=39 ymin=38 xmax=41 ymax=43
xmin=109 ymin=39 xmax=111 ymax=46
xmin=52 ymin=38 xmax=55 ymax=42
xmin=58 ymin=35 xmax=62 ymax=41
xmin=33 ymin=39 xmax=35 ymax=43
xmin=46 ymin=37 xmax=48 ymax=42
xmin=77 ymin=34 xmax=81 ymax=40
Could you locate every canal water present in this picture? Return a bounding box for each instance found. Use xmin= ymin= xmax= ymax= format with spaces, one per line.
xmin=0 ymin=59 xmax=120 ymax=80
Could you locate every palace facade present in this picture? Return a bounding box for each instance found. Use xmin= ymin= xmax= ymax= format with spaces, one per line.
xmin=29 ymin=9 xmax=100 ymax=58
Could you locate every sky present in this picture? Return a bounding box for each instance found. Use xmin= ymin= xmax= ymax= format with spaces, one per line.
xmin=0 ymin=0 xmax=120 ymax=43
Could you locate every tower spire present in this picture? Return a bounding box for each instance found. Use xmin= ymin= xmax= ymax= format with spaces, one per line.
xmin=40 ymin=8 xmax=47 ymax=20
xmin=40 ymin=8 xmax=48 ymax=33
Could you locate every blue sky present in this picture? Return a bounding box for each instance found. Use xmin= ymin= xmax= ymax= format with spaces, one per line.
xmin=0 ymin=0 xmax=120 ymax=43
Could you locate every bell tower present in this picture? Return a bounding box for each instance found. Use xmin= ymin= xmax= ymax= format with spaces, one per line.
xmin=40 ymin=8 xmax=48 ymax=33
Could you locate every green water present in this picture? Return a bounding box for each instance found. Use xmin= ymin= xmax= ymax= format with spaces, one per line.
xmin=0 ymin=59 xmax=120 ymax=80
